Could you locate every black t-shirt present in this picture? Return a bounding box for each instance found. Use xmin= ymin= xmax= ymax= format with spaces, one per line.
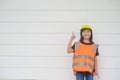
xmin=71 ymin=41 xmax=99 ymax=56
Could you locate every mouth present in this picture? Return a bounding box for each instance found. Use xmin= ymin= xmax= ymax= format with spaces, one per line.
xmin=83 ymin=35 xmax=90 ymax=38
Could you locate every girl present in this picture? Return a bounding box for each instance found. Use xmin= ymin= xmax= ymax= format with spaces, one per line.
xmin=67 ymin=25 xmax=99 ymax=80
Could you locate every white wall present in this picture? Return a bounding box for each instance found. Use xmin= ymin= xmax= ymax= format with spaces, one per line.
xmin=0 ymin=0 xmax=120 ymax=80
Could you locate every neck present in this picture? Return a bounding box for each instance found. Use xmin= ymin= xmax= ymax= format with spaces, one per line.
xmin=83 ymin=39 xmax=90 ymax=43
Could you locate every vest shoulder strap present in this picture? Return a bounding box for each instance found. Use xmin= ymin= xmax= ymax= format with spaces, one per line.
xmin=93 ymin=43 xmax=99 ymax=52
xmin=75 ymin=42 xmax=80 ymax=49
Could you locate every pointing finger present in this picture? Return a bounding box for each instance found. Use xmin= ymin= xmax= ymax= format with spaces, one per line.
xmin=72 ymin=32 xmax=74 ymax=35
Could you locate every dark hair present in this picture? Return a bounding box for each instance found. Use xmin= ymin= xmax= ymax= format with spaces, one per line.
xmin=80 ymin=29 xmax=94 ymax=43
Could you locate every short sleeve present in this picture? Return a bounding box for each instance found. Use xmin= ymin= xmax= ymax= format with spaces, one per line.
xmin=96 ymin=47 xmax=99 ymax=56
xmin=71 ymin=44 xmax=75 ymax=52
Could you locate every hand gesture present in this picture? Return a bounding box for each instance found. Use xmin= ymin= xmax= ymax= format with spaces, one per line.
xmin=70 ymin=32 xmax=76 ymax=40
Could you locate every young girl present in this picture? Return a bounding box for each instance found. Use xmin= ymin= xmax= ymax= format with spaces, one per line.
xmin=67 ymin=25 xmax=99 ymax=80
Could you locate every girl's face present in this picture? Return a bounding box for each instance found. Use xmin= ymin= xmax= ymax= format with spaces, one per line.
xmin=82 ymin=29 xmax=91 ymax=39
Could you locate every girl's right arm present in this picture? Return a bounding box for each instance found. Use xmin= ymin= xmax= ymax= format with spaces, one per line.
xmin=67 ymin=32 xmax=76 ymax=53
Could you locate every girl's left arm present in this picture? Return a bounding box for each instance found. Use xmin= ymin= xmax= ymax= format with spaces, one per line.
xmin=94 ymin=56 xmax=99 ymax=77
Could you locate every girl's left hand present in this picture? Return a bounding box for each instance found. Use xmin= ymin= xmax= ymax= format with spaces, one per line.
xmin=73 ymin=70 xmax=76 ymax=76
xmin=93 ymin=72 xmax=99 ymax=78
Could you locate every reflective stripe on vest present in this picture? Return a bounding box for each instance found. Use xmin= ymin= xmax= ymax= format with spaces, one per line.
xmin=72 ymin=62 xmax=94 ymax=70
xmin=75 ymin=42 xmax=80 ymax=49
xmin=93 ymin=44 xmax=98 ymax=52
xmin=73 ymin=55 xmax=95 ymax=62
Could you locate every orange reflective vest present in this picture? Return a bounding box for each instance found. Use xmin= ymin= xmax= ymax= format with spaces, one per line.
xmin=72 ymin=42 xmax=98 ymax=73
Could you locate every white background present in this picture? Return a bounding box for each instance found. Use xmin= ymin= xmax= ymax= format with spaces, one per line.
xmin=0 ymin=0 xmax=120 ymax=80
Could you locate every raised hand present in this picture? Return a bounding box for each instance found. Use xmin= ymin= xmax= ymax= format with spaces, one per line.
xmin=70 ymin=32 xmax=76 ymax=40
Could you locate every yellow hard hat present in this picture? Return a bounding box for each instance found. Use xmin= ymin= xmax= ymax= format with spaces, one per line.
xmin=80 ymin=25 xmax=92 ymax=30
